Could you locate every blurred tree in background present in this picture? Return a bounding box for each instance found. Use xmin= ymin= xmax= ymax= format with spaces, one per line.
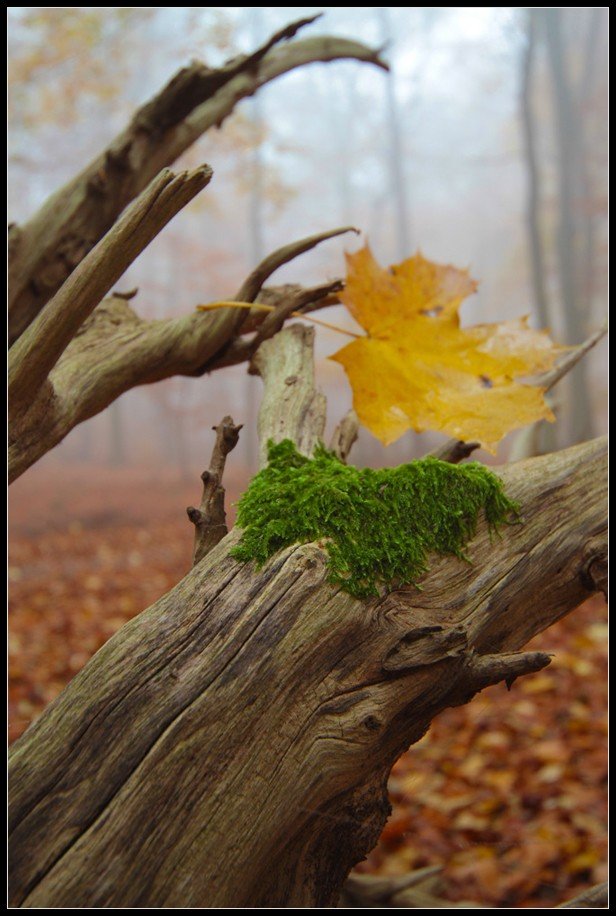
xmin=8 ymin=7 xmax=607 ymax=475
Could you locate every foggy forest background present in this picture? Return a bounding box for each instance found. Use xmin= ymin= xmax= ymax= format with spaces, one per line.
xmin=8 ymin=6 xmax=608 ymax=480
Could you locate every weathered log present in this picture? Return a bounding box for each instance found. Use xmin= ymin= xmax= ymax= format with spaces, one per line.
xmin=8 ymin=326 xmax=607 ymax=908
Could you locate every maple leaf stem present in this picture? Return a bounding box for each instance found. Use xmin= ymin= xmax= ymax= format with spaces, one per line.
xmin=196 ymin=301 xmax=361 ymax=339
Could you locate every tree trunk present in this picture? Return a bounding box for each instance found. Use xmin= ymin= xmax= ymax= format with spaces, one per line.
xmin=9 ymin=326 xmax=607 ymax=908
xmin=519 ymin=8 xmax=556 ymax=455
xmin=541 ymin=8 xmax=594 ymax=444
xmin=377 ymin=7 xmax=411 ymax=261
xmin=520 ymin=9 xmax=550 ymax=333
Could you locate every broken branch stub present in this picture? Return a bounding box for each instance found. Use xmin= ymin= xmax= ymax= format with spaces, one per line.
xmin=252 ymin=323 xmax=327 ymax=467
xmin=187 ymin=416 xmax=242 ymax=565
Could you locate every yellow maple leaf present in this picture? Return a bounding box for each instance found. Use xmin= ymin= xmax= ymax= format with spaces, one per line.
xmin=330 ymin=246 xmax=564 ymax=452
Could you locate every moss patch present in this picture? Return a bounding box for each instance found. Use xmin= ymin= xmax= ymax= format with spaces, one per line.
xmin=231 ymin=440 xmax=519 ymax=599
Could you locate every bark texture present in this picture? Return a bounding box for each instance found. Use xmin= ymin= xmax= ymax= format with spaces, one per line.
xmin=8 ymin=18 xmax=385 ymax=345
xmin=8 ymin=327 xmax=607 ymax=909
xmin=7 ymin=224 xmax=344 ymax=484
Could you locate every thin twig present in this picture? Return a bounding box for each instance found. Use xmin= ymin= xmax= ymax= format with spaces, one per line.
xmin=196 ymin=297 xmax=356 ymax=339
xmin=187 ymin=416 xmax=242 ymax=565
xmin=540 ymin=320 xmax=608 ymax=394
xmin=236 ymin=226 xmax=358 ymax=303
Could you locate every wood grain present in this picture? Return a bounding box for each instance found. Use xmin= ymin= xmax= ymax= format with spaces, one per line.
xmin=8 ymin=324 xmax=607 ymax=908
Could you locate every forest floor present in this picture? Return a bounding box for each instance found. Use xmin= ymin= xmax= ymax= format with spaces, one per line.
xmin=8 ymin=465 xmax=607 ymax=909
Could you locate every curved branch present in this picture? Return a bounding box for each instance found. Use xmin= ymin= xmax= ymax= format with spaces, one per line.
xmin=8 ymin=239 xmax=343 ymax=484
xmin=236 ymin=226 xmax=357 ymax=303
xmin=8 ymin=25 xmax=386 ymax=345
xmin=8 ymin=165 xmax=212 ymax=415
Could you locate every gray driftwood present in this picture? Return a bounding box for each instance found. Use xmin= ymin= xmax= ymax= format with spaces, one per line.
xmin=8 ymin=325 xmax=607 ymax=908
xmin=8 ymin=16 xmax=386 ymax=345
xmin=7 ymin=221 xmax=346 ymax=484
xmin=8 ymin=16 xmax=383 ymax=484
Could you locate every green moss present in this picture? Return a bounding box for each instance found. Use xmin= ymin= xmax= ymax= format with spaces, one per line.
xmin=231 ymin=439 xmax=519 ymax=599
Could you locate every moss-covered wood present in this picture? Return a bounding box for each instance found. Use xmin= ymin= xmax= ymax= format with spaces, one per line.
xmin=233 ymin=439 xmax=519 ymax=597
xmin=8 ymin=320 xmax=607 ymax=909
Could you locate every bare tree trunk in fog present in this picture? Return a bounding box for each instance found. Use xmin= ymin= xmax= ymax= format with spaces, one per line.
xmin=541 ymin=8 xmax=594 ymax=445
xmin=109 ymin=400 xmax=126 ymax=467
xmin=171 ymin=408 xmax=191 ymax=482
xmin=578 ymin=8 xmax=603 ymax=332
xmin=376 ymin=7 xmax=411 ymax=261
xmin=520 ymin=9 xmax=555 ymax=455
xmin=244 ymin=7 xmax=266 ymax=474
xmin=520 ymin=10 xmax=550 ymax=331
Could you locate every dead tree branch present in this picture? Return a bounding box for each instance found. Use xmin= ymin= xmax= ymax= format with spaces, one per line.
xmin=8 ymin=165 xmax=211 ymax=415
xmin=540 ymin=320 xmax=608 ymax=394
xmin=8 ymin=228 xmax=343 ymax=484
xmin=8 ymin=323 xmax=607 ymax=908
xmin=8 ymin=22 xmax=385 ymax=345
xmin=187 ymin=416 xmax=242 ymax=565
xmin=252 ymin=324 xmax=327 ymax=467
xmin=236 ymin=225 xmax=357 ymax=304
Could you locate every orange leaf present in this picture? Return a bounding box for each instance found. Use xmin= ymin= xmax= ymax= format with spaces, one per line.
xmin=330 ymin=245 xmax=565 ymax=452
